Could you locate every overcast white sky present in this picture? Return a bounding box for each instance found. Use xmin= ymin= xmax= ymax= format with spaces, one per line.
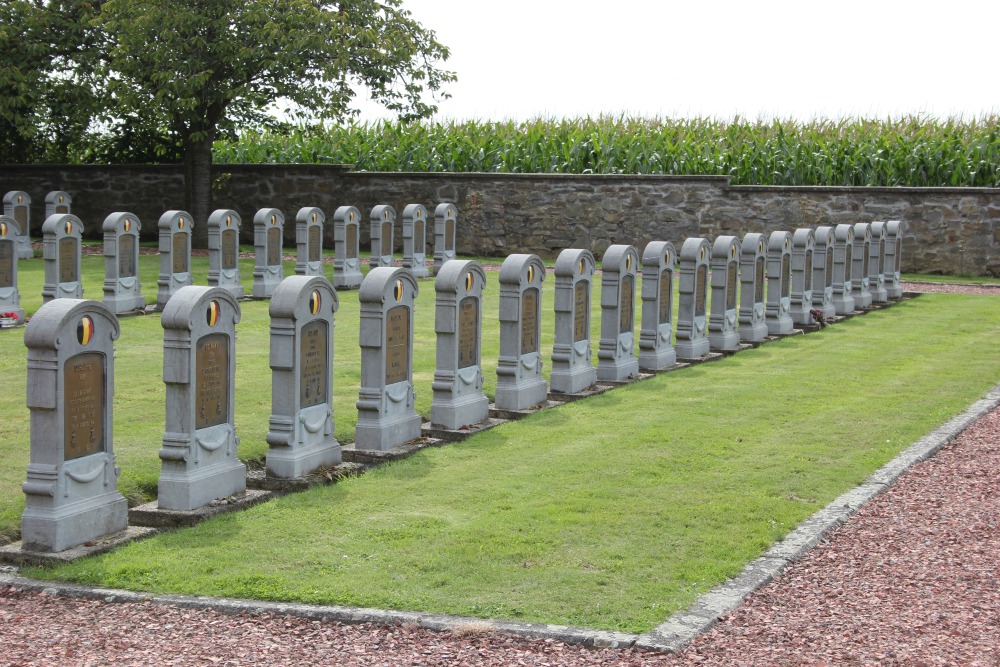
xmin=354 ymin=0 xmax=999 ymax=122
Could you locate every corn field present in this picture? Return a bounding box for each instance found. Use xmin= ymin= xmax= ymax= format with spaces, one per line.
xmin=213 ymin=115 xmax=1000 ymax=187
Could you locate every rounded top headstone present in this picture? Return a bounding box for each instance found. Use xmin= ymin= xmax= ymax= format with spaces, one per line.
xmin=208 ymin=209 xmax=241 ymax=229
xmin=402 ymin=204 xmax=427 ymax=222
xmin=25 ymin=298 xmax=120 ymax=350
xmin=680 ymin=237 xmax=710 ymax=263
xmin=852 ymin=222 xmax=871 ymax=241
xmin=814 ymin=226 xmax=833 ymax=246
xmin=554 ymin=248 xmax=595 ymax=278
xmin=45 ymin=191 xmax=70 ymax=206
xmin=269 ymin=275 xmax=339 ymax=320
xmin=741 ymin=232 xmax=765 ymax=256
xmin=499 ymin=254 xmax=546 ymax=287
xmin=434 ymin=203 xmax=457 ymax=220
xmin=833 ymin=223 xmax=853 ymax=241
xmin=371 ymin=205 xmax=396 ymax=223
xmin=886 ymin=220 xmax=904 ymax=235
xmin=296 ymin=207 xmax=325 ymax=226
xmin=712 ymin=236 xmax=739 ymax=260
xmin=254 ymin=208 xmax=284 ymax=227
xmin=641 ymin=240 xmax=676 ymax=269
xmin=792 ymin=227 xmax=815 ymax=249
xmin=334 ymin=206 xmax=360 ymax=224
xmin=161 ymin=285 xmax=242 ymax=331
xmin=3 ymin=191 xmax=29 ymax=206
xmin=869 ymin=221 xmax=886 ymax=238
xmin=359 ymin=266 xmax=418 ymax=304
xmin=102 ymin=212 xmax=140 ymax=234
xmin=435 ymin=259 xmax=485 ymax=295
xmin=42 ymin=213 xmax=82 ymax=237
xmin=601 ymin=244 xmax=638 ymax=274
xmin=159 ymin=210 xmax=193 ymax=232
xmin=768 ymin=230 xmax=792 ymax=253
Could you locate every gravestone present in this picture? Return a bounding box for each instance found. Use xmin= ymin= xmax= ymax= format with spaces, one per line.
xmin=830 ymin=223 xmax=856 ymax=314
xmin=638 ymin=240 xmax=677 ymax=371
xmin=253 ymin=208 xmax=285 ymax=298
xmin=495 ymin=254 xmax=548 ymax=410
xmin=101 ymin=212 xmax=145 ymax=314
xmin=431 ymin=260 xmax=489 ymax=429
xmin=45 ymin=191 xmax=71 ymax=218
xmin=738 ymin=233 xmax=768 ymax=343
xmin=332 ymin=205 xmax=364 ymax=289
xmin=675 ymin=237 xmax=711 ymax=360
xmin=3 ymin=191 xmax=34 ymax=259
xmin=868 ymin=221 xmax=888 ymax=303
xmin=354 ymin=267 xmax=422 ymax=451
xmin=41 ymin=214 xmax=83 ymax=303
xmin=433 ymin=203 xmax=458 ymax=276
xmin=402 ymin=204 xmax=431 ymax=278
xmin=765 ymin=231 xmax=794 ymax=335
xmin=0 ymin=216 xmax=25 ymax=323
xmin=295 ymin=207 xmax=325 ymax=277
xmin=597 ymin=244 xmax=640 ymax=381
xmin=21 ymin=299 xmax=127 ymax=552
xmin=849 ymin=222 xmax=872 ymax=309
xmin=884 ymin=220 xmax=905 ymax=299
xmin=708 ymin=235 xmax=741 ymax=352
xmin=156 ymin=210 xmax=193 ymax=310
xmin=789 ymin=228 xmax=815 ymax=326
xmin=550 ymin=248 xmax=597 ymax=394
xmin=812 ymin=226 xmax=837 ymax=319
xmin=207 ymin=209 xmax=245 ymax=300
xmin=369 ymin=205 xmax=395 ymax=269
xmin=158 ymin=286 xmax=245 ymax=510
xmin=265 ymin=276 xmax=341 ymax=478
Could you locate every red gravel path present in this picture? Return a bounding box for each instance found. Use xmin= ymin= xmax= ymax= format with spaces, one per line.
xmin=2 ymin=403 xmax=998 ymax=666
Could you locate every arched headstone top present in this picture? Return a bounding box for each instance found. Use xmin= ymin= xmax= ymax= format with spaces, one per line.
xmin=334 ymin=206 xmax=361 ymax=224
xmin=159 ymin=210 xmax=192 ymax=232
xmin=792 ymin=227 xmax=815 ymax=249
xmin=499 ymin=253 xmax=546 ymax=287
xmin=814 ymin=226 xmax=833 ymax=247
xmin=25 ymin=298 xmax=120 ymax=350
xmin=680 ymin=237 xmax=710 ymax=263
xmin=3 ymin=190 xmax=29 ymax=210
xmin=102 ymin=212 xmax=140 ymax=235
xmin=435 ymin=259 xmax=486 ymax=295
xmin=402 ymin=203 xmax=427 ymax=222
xmin=870 ymin=221 xmax=886 ymax=239
xmin=359 ymin=266 xmax=418 ymax=304
xmin=45 ymin=191 xmax=71 ymax=214
xmin=269 ymin=275 xmax=339 ymax=320
xmin=297 ymin=207 xmax=325 ymax=226
xmin=208 ymin=209 xmax=242 ymax=230
xmin=601 ymin=244 xmax=638 ymax=274
xmin=768 ymin=230 xmax=791 ymax=254
xmin=554 ymin=248 xmax=595 ymax=278
xmin=434 ymin=203 xmax=456 ymax=220
xmin=0 ymin=215 xmax=14 ymax=239
xmin=371 ymin=204 xmax=396 ymax=223
xmin=161 ymin=285 xmax=242 ymax=331
xmin=886 ymin=220 xmax=905 ymax=235
xmin=741 ymin=232 xmax=765 ymax=258
xmin=641 ymin=240 xmax=676 ymax=270
xmin=712 ymin=235 xmax=739 ymax=260
xmin=254 ymin=208 xmax=284 ymax=227
xmin=833 ymin=223 xmax=853 ymax=242
xmin=42 ymin=213 xmax=83 ymax=237
xmin=852 ymin=222 xmax=872 ymax=242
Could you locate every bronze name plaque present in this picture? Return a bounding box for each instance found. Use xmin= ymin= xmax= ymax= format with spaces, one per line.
xmin=826 ymin=247 xmax=834 ymax=287
xmin=803 ymin=249 xmax=813 ymax=292
xmin=521 ymin=287 xmax=539 ymax=355
xmin=619 ymin=274 xmax=634 ymax=334
xmin=726 ymin=261 xmax=737 ymax=311
xmin=300 ymin=320 xmax=328 ymax=407
xmin=385 ymin=305 xmax=410 ymax=385
xmin=659 ymin=270 xmax=672 ymax=324
xmin=844 ymin=243 xmax=853 ymax=281
xmin=878 ymin=239 xmax=885 ymax=274
xmin=781 ymin=255 xmax=791 ymax=298
xmin=445 ymin=219 xmax=455 ymax=251
xmin=573 ymin=281 xmax=589 ymax=342
xmin=754 ymin=256 xmax=764 ymax=303
xmin=118 ymin=234 xmax=136 ymax=277
xmin=173 ymin=232 xmax=189 ymax=273
xmin=56 ymin=205 xmax=68 ymax=214
xmin=222 ymin=229 xmax=237 ymax=270
xmin=695 ymin=264 xmax=707 ymax=317
xmin=381 ymin=222 xmax=392 ymax=257
xmin=414 ymin=220 xmax=424 ymax=250
xmin=457 ymin=296 xmax=479 ymax=369
xmin=0 ymin=240 xmax=12 ymax=288
xmin=346 ymin=224 xmax=357 ymax=259
xmin=862 ymin=243 xmax=870 ymax=280
xmin=196 ymin=333 xmax=229 ymax=429
xmin=309 ymin=225 xmax=321 ymax=262
xmin=14 ymin=207 xmax=26 ymax=234
xmin=59 ymin=237 xmax=78 ymax=283
xmin=64 ymin=352 xmax=105 ymax=460
xmin=895 ymin=239 xmax=902 ymax=272
xmin=267 ymin=227 xmax=281 ymax=266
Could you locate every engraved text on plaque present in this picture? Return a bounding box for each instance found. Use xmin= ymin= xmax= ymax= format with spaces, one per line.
xmin=521 ymin=287 xmax=538 ymax=355
xmin=59 ymin=237 xmax=78 ymax=283
xmin=573 ymin=281 xmax=589 ymax=342
xmin=173 ymin=232 xmax=188 ymax=273
xmin=309 ymin=225 xmax=321 ymax=262
xmin=267 ymin=227 xmax=281 ymax=266
xmin=222 ymin=229 xmax=237 ymax=270
xmin=695 ymin=264 xmax=707 ymax=316
xmin=659 ymin=271 xmax=672 ymax=324
xmin=620 ymin=275 xmax=634 ymax=333
xmin=64 ymin=352 xmax=105 ymax=460
xmin=385 ymin=305 xmax=409 ymax=385
xmin=196 ymin=333 xmax=229 ymax=429
xmin=118 ymin=234 xmax=135 ymax=277
xmin=299 ymin=320 xmax=328 ymax=407
xmin=0 ymin=241 xmax=12 ymax=288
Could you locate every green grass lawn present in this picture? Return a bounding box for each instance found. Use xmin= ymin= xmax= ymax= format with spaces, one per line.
xmin=902 ymin=272 xmax=1000 ymax=285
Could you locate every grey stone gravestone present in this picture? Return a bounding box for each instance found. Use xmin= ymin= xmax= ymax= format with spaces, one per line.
xmin=158 ymin=286 xmax=246 ymax=510
xmin=596 ymin=244 xmax=640 ymax=381
xmin=789 ymin=228 xmax=815 ymax=326
xmin=266 ymin=276 xmax=341 ymax=478
xmin=849 ymin=222 xmax=872 ymax=309
xmin=45 ymin=191 xmax=71 ymax=218
xmin=207 ymin=209 xmax=245 ymax=300
xmin=884 ymin=220 xmax=905 ymax=299
xmin=738 ymin=233 xmax=768 ymax=343
xmin=41 ymin=214 xmax=83 ymax=303
xmin=332 ymin=206 xmax=364 ymax=289
xmin=402 ymin=204 xmax=431 ymax=279
xmin=638 ymin=240 xmax=677 ymax=371
xmin=21 ymin=299 xmax=127 ymax=552
xmin=868 ymin=221 xmax=888 ymax=303
xmin=550 ymin=248 xmax=597 ymax=394
xmin=0 ymin=216 xmax=25 ymax=323
xmin=3 ymin=191 xmax=34 ymax=259
xmin=812 ymin=226 xmax=837 ymax=319
xmin=430 ymin=260 xmax=489 ymax=429
xmin=253 ymin=208 xmax=285 ymax=298
xmin=675 ymin=237 xmax=711 ymax=360
xmin=495 ymin=254 xmax=547 ymax=410
xmin=102 ymin=212 xmax=145 ymax=314
xmin=708 ymin=235 xmax=741 ymax=352
xmin=765 ymin=231 xmax=794 ymax=335
xmin=830 ymin=223 xmax=856 ymax=315
xmin=433 ymin=203 xmax=458 ymax=276
xmin=369 ymin=205 xmax=395 ymax=269
xmin=295 ymin=207 xmax=325 ymax=278
xmin=355 ymin=267 xmax=422 ymax=451
xmin=156 ymin=210 xmax=193 ymax=310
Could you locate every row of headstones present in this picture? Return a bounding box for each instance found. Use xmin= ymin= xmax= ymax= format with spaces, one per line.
xmin=18 ymin=220 xmax=905 ymax=552
xmin=0 ymin=200 xmax=459 ymax=323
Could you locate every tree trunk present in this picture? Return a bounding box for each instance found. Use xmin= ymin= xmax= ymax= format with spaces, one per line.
xmin=183 ymin=133 xmax=214 ymax=249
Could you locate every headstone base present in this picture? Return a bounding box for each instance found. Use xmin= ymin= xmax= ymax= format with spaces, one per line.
xmin=157 ymin=460 xmax=247 ymax=512
xmin=832 ymin=295 xmax=856 ymax=315
xmin=265 ymin=441 xmax=342 ymax=480
xmin=341 ymin=437 xmax=442 ymax=465
xmin=132 ymin=489 xmax=270 ymax=528
xmin=20 ymin=493 xmax=128 ymax=554
xmin=354 ymin=411 xmax=423 ymax=452
xmin=708 ymin=330 xmax=741 ymax=352
xmin=104 ymin=293 xmax=147 ymax=315
xmin=430 ymin=392 xmax=490 ymax=432
xmin=422 ymin=417 xmax=504 ymax=443
xmin=716 ymin=343 xmax=755 ymax=356
xmin=638 ymin=347 xmax=677 ymax=372
xmin=596 ymin=357 xmax=640 ymax=383
xmin=332 ymin=273 xmax=363 ymax=290
xmin=550 ymin=364 xmax=597 ymax=395
xmin=494 ymin=376 xmax=549 ymax=412
xmin=547 ymin=383 xmax=610 ymax=403
xmin=0 ymin=526 xmax=156 ymax=567
xmin=739 ymin=322 xmax=769 ymax=343
xmin=489 ymin=399 xmax=564 ymax=421
xmin=886 ymin=286 xmax=903 ymax=299
xmin=765 ymin=315 xmax=795 ymax=335
xmin=674 ymin=338 xmax=711 ymax=360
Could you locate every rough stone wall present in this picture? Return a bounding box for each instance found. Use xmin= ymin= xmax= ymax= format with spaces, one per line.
xmin=1 ymin=165 xmax=997 ymax=275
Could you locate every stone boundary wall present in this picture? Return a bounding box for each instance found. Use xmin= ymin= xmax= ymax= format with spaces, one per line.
xmin=1 ymin=165 xmax=997 ymax=275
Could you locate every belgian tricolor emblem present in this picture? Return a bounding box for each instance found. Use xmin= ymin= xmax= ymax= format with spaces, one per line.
xmin=207 ymin=300 xmax=220 ymax=327
xmin=65 ymin=220 xmax=73 ymax=235
xmin=123 ymin=219 xmax=132 ymax=233
xmin=626 ymin=254 xmax=632 ymax=271
xmin=465 ymin=271 xmax=474 ymax=292
xmin=526 ymin=265 xmax=534 ymax=284
xmin=178 ymin=218 xmax=186 ymax=230
xmin=309 ymin=290 xmax=321 ymax=315
xmin=578 ymin=259 xmax=585 ymax=275
xmin=226 ymin=216 xmax=232 ymax=227
xmin=393 ymin=279 xmax=403 ymax=302
xmin=77 ymin=316 xmax=94 ymax=346
xmin=0 ymin=222 xmax=6 ymax=237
